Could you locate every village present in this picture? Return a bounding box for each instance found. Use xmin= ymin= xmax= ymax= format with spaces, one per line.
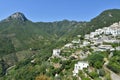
xmin=49 ymin=21 xmax=120 ymax=80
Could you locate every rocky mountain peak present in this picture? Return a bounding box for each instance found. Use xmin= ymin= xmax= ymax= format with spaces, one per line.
xmin=4 ymin=12 xmax=28 ymax=22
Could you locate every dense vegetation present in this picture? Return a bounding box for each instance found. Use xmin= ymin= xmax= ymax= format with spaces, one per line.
xmin=107 ymin=51 xmax=120 ymax=73
xmin=0 ymin=9 xmax=120 ymax=79
xmin=0 ymin=37 xmax=15 ymax=56
xmin=88 ymin=53 xmax=104 ymax=69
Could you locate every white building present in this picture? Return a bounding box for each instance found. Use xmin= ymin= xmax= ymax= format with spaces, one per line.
xmin=64 ymin=43 xmax=73 ymax=48
xmin=83 ymin=41 xmax=90 ymax=46
xmin=104 ymin=22 xmax=120 ymax=36
xmin=96 ymin=45 xmax=114 ymax=52
xmin=84 ymin=34 xmax=90 ymax=40
xmin=73 ymin=61 xmax=89 ymax=76
xmin=90 ymin=32 xmax=95 ymax=38
xmin=72 ymin=39 xmax=80 ymax=44
xmin=104 ymin=39 xmax=120 ymax=43
xmin=95 ymin=29 xmax=104 ymax=35
xmin=53 ymin=49 xmax=61 ymax=57
xmin=115 ymin=46 xmax=120 ymax=51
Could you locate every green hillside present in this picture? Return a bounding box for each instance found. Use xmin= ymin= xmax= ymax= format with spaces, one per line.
xmin=0 ymin=9 xmax=120 ymax=80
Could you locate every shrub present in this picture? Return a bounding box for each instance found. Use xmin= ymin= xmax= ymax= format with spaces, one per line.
xmin=35 ymin=75 xmax=50 ymax=80
xmin=89 ymin=71 xmax=99 ymax=79
xmin=99 ymin=69 xmax=105 ymax=76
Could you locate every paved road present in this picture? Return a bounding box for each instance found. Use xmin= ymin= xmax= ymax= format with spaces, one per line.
xmin=104 ymin=61 xmax=120 ymax=80
xmin=110 ymin=71 xmax=120 ymax=80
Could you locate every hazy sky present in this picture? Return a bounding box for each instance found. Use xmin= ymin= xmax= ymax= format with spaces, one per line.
xmin=0 ymin=0 xmax=120 ymax=22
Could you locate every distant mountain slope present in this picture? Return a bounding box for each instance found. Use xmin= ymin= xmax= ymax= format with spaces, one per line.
xmin=0 ymin=9 xmax=120 ymax=56
xmin=72 ymin=9 xmax=120 ymax=37
xmin=88 ymin=9 xmax=120 ymax=31
xmin=0 ymin=18 xmax=50 ymax=54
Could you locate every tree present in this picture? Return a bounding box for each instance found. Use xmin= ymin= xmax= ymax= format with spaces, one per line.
xmin=99 ymin=69 xmax=105 ymax=77
xmin=89 ymin=71 xmax=99 ymax=79
xmin=88 ymin=53 xmax=104 ymax=69
xmin=107 ymin=51 xmax=120 ymax=73
xmin=94 ymin=61 xmax=103 ymax=69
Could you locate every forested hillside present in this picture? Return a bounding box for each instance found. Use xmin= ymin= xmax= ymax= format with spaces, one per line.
xmin=0 ymin=9 xmax=120 ymax=80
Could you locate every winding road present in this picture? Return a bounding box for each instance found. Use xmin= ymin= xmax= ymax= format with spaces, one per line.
xmin=104 ymin=61 xmax=120 ymax=80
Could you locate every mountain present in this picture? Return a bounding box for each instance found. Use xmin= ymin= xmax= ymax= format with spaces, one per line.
xmin=71 ymin=9 xmax=120 ymax=37
xmin=3 ymin=12 xmax=28 ymax=22
xmin=88 ymin=9 xmax=120 ymax=31
xmin=0 ymin=9 xmax=120 ymax=57
xmin=0 ymin=9 xmax=120 ymax=79
xmin=0 ymin=13 xmax=85 ymax=56
xmin=91 ymin=9 xmax=120 ymax=25
xmin=0 ymin=8 xmax=120 ymax=61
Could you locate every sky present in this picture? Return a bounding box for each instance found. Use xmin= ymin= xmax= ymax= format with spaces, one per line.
xmin=0 ymin=0 xmax=120 ymax=22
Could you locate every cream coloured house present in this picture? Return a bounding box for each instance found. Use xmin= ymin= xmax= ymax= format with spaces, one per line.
xmin=73 ymin=61 xmax=89 ymax=76
xmin=53 ymin=49 xmax=61 ymax=57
